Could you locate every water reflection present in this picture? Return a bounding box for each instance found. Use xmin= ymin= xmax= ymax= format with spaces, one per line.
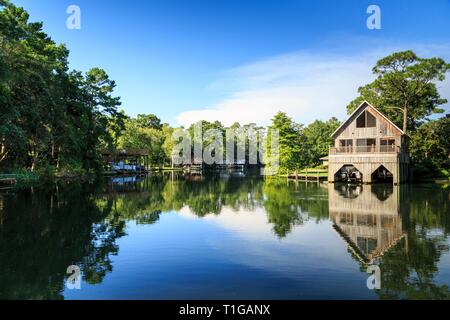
xmin=0 ymin=182 xmax=126 ymax=299
xmin=329 ymin=183 xmax=450 ymax=299
xmin=329 ymin=184 xmax=406 ymax=264
xmin=0 ymin=174 xmax=448 ymax=299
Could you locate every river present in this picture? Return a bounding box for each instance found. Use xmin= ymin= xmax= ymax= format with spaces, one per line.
xmin=0 ymin=173 xmax=449 ymax=299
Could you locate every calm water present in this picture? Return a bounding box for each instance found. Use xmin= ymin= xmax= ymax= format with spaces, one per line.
xmin=0 ymin=173 xmax=449 ymax=300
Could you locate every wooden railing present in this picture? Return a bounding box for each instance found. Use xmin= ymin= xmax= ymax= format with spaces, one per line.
xmin=330 ymin=145 xmax=400 ymax=154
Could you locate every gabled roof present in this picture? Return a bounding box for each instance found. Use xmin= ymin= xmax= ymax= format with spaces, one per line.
xmin=331 ymin=101 xmax=405 ymax=138
xmin=333 ymin=224 xmax=406 ymax=265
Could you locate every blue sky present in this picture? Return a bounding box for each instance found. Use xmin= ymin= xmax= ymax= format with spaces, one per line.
xmin=14 ymin=0 xmax=450 ymax=126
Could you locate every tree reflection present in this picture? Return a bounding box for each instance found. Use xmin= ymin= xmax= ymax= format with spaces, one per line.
xmin=377 ymin=230 xmax=450 ymax=299
xmin=262 ymin=179 xmax=329 ymax=237
xmin=376 ymin=185 xmax=450 ymax=299
xmin=0 ymin=174 xmax=325 ymax=299
xmin=329 ymin=183 xmax=450 ymax=299
xmin=0 ymin=175 xmax=448 ymax=299
xmin=0 ymin=181 xmax=126 ymax=299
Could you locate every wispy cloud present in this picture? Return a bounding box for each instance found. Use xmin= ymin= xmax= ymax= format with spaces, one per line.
xmin=176 ymin=41 xmax=450 ymax=127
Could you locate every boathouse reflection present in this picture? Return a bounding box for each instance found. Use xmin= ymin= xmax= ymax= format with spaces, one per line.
xmin=329 ymin=184 xmax=406 ymax=264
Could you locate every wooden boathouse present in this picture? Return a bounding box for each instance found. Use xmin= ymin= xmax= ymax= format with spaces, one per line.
xmin=101 ymin=149 xmax=150 ymax=174
xmin=328 ymin=101 xmax=410 ymax=185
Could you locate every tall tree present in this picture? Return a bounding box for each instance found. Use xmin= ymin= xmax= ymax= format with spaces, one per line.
xmin=107 ymin=110 xmax=128 ymax=150
xmin=266 ymin=112 xmax=307 ymax=173
xmin=0 ymin=1 xmax=122 ymax=174
xmin=347 ymin=51 xmax=450 ymax=133
xmin=80 ymin=68 xmax=122 ymax=172
xmin=162 ymin=124 xmax=175 ymax=166
xmin=118 ymin=114 xmax=168 ymax=167
xmin=135 ymin=114 xmax=163 ymax=130
xmin=303 ymin=118 xmax=341 ymax=166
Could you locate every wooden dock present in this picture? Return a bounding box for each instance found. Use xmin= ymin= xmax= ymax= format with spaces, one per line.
xmin=286 ymin=169 xmax=328 ymax=182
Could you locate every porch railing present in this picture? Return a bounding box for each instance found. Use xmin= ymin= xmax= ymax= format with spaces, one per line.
xmin=330 ymin=145 xmax=400 ymax=154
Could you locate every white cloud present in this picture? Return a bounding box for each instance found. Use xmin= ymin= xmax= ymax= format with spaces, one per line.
xmin=176 ymin=42 xmax=450 ymax=127
xmin=176 ymin=204 xmax=354 ymax=281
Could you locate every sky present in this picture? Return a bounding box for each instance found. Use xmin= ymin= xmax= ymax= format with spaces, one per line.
xmin=13 ymin=0 xmax=450 ymax=127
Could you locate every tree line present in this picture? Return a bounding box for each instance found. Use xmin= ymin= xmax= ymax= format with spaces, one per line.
xmin=96 ymin=51 xmax=450 ymax=177
xmin=115 ymin=114 xmax=341 ymax=173
xmin=1 ymin=1 xmax=122 ymax=175
xmin=0 ymin=1 xmax=337 ymax=176
xmin=1 ymin=1 xmax=449 ymax=178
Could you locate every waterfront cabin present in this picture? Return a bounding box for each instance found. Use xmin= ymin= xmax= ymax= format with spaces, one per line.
xmin=328 ymin=101 xmax=410 ymax=185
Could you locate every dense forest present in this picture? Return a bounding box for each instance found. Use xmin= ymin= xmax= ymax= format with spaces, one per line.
xmin=0 ymin=0 xmax=340 ymax=177
xmin=0 ymin=1 xmax=122 ymax=176
xmin=1 ymin=0 xmax=449 ymax=180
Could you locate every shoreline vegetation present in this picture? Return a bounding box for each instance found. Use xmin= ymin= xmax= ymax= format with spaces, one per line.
xmin=1 ymin=1 xmax=449 ymax=188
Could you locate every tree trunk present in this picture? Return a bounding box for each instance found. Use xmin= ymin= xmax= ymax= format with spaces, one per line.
xmin=403 ymin=103 xmax=408 ymax=134
xmin=56 ymin=146 xmax=62 ymax=169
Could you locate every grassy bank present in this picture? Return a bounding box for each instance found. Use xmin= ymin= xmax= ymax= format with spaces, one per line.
xmin=0 ymin=167 xmax=99 ymax=188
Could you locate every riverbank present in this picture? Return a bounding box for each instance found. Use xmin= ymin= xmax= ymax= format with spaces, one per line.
xmin=278 ymin=167 xmax=449 ymax=185
xmin=0 ymin=166 xmax=182 ymax=188
xmin=1 ymin=166 xmax=448 ymax=190
xmin=0 ymin=171 xmax=39 ymax=188
xmin=0 ymin=169 xmax=98 ymax=189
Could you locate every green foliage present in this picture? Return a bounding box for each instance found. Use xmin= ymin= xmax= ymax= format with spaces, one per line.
xmin=410 ymin=116 xmax=450 ymax=176
xmin=303 ymin=117 xmax=340 ymax=166
xmin=0 ymin=1 xmax=121 ymax=175
xmin=135 ymin=114 xmax=163 ymax=130
xmin=184 ymin=120 xmax=267 ymax=166
xmin=0 ymin=180 xmax=126 ymax=299
xmin=265 ymin=112 xmax=339 ymax=173
xmin=162 ymin=124 xmax=175 ymax=163
xmin=2 ymin=3 xmax=447 ymax=182
xmin=440 ymin=169 xmax=450 ymax=181
xmin=188 ymin=120 xmax=225 ymax=160
xmin=119 ymin=119 xmax=153 ymax=150
xmin=266 ymin=112 xmax=306 ymax=173
xmin=346 ymin=50 xmax=449 ymax=177
xmin=118 ymin=114 xmax=172 ymax=167
xmin=347 ymin=50 xmax=450 ymax=133
xmin=11 ymin=169 xmax=39 ymax=187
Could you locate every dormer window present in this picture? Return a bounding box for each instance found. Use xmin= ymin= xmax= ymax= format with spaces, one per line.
xmin=356 ymin=111 xmax=377 ymax=128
